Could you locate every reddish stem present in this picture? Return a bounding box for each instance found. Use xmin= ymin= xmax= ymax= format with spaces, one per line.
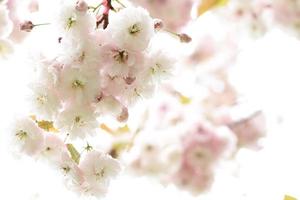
xmin=97 ymin=0 xmax=114 ymax=29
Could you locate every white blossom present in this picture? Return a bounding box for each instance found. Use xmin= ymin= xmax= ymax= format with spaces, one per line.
xmin=57 ymin=152 xmax=85 ymax=190
xmin=146 ymin=49 xmax=174 ymax=82
xmin=58 ymin=66 xmax=101 ymax=104
xmin=54 ymin=1 xmax=96 ymax=39
xmin=39 ymin=133 xmax=68 ymax=163
xmin=55 ymin=104 xmax=98 ymax=139
xmin=100 ymin=44 xmax=139 ymax=77
xmin=108 ymin=7 xmax=154 ymax=51
xmin=79 ymin=150 xmax=121 ymax=196
xmin=57 ymin=36 xmax=101 ymax=67
xmin=29 ymin=84 xmax=61 ymax=120
xmin=94 ymin=95 xmax=123 ymax=118
xmin=12 ymin=118 xmax=44 ymax=156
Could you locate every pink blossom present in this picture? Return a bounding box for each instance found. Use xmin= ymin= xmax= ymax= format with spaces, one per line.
xmin=12 ymin=118 xmax=45 ymax=156
xmin=75 ymin=0 xmax=88 ymax=13
xmin=132 ymin=0 xmax=194 ymax=30
xmin=40 ymin=133 xmax=68 ymax=163
xmin=78 ymin=150 xmax=121 ymax=197
xmin=181 ymin=122 xmax=233 ymax=169
xmin=228 ymin=111 xmax=266 ymax=147
xmin=172 ymin=163 xmax=213 ymax=194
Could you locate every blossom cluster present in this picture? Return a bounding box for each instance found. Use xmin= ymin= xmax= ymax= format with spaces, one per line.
xmin=122 ymin=32 xmax=266 ymax=192
xmin=12 ymin=117 xmax=121 ymax=196
xmin=8 ymin=0 xmax=286 ymax=197
xmin=11 ymin=0 xmax=185 ymax=197
xmin=126 ymin=84 xmax=266 ymax=194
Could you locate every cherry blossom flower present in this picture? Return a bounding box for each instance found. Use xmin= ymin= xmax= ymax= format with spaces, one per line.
xmin=272 ymin=0 xmax=300 ymax=36
xmin=39 ymin=133 xmax=68 ymax=163
xmin=57 ymin=66 xmax=101 ymax=104
xmin=228 ymin=111 xmax=266 ymax=148
xmin=172 ymin=163 xmax=214 ymax=194
xmin=79 ymin=150 xmax=121 ymax=196
xmin=54 ymin=1 xmax=96 ymax=39
xmin=55 ymin=104 xmax=98 ymax=139
xmin=146 ymin=49 xmax=174 ymax=82
xmin=57 ymin=152 xmax=85 ymax=190
xmin=100 ymin=43 xmax=140 ymax=77
xmin=131 ymin=0 xmax=194 ymax=30
xmin=12 ymin=118 xmax=44 ymax=156
xmin=181 ymin=122 xmax=236 ymax=169
xmin=108 ymin=7 xmax=154 ymax=51
xmin=94 ymin=94 xmax=123 ymax=118
xmin=29 ymin=84 xmax=61 ymax=121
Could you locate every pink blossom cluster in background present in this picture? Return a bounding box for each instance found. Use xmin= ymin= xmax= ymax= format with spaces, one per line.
xmin=0 ymin=0 xmax=39 ymax=58
xmin=130 ymin=0 xmax=195 ymax=31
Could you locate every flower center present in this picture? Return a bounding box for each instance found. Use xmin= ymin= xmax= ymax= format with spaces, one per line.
xmin=74 ymin=116 xmax=85 ymax=127
xmin=36 ymin=94 xmax=47 ymax=105
xmin=72 ymin=79 xmax=85 ymax=89
xmin=16 ymin=130 xmax=28 ymax=140
xmin=62 ymin=166 xmax=71 ymax=174
xmin=113 ymin=50 xmax=128 ymax=63
xmin=66 ymin=16 xmax=76 ymax=29
xmin=151 ymin=63 xmax=166 ymax=75
xmin=128 ymin=23 xmax=141 ymax=35
xmin=95 ymin=168 xmax=105 ymax=180
xmin=195 ymin=151 xmax=204 ymax=158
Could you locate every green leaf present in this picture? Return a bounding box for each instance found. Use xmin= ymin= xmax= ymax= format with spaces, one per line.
xmin=66 ymin=143 xmax=80 ymax=164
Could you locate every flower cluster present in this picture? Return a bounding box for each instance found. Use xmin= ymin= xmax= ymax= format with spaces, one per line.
xmin=126 ymin=66 xmax=266 ymax=194
xmin=128 ymin=94 xmax=238 ymax=194
xmin=28 ymin=0 xmax=177 ymax=127
xmin=11 ymin=0 xmax=185 ymax=197
xmin=213 ymin=0 xmax=272 ymax=38
xmin=12 ymin=117 xmax=121 ymax=196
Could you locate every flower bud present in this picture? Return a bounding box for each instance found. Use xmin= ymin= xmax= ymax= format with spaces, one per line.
xmin=179 ymin=33 xmax=192 ymax=43
xmin=76 ymin=0 xmax=88 ymax=12
xmin=154 ymin=19 xmax=164 ymax=31
xmin=20 ymin=21 xmax=34 ymax=32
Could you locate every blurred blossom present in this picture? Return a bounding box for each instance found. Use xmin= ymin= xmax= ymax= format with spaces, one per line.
xmin=130 ymin=0 xmax=194 ymax=30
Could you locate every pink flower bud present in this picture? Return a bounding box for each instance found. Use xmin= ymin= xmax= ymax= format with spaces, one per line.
xmin=76 ymin=0 xmax=88 ymax=12
xmin=154 ymin=19 xmax=164 ymax=31
xmin=20 ymin=21 xmax=34 ymax=32
xmin=179 ymin=33 xmax=192 ymax=43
